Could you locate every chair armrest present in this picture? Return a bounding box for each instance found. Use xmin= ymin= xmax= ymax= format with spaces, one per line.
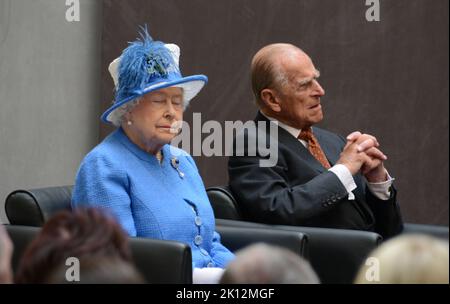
xmin=216 ymin=225 xmax=308 ymax=258
xmin=403 ymin=223 xmax=449 ymax=240
xmin=5 ymin=186 xmax=73 ymax=226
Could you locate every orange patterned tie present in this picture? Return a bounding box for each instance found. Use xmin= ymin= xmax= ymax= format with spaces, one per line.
xmin=298 ymin=128 xmax=331 ymax=169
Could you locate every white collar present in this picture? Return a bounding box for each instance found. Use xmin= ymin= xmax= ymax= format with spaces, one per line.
xmin=260 ymin=111 xmax=303 ymax=139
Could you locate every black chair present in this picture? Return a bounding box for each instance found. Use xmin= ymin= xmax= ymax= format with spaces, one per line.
xmin=216 ymin=218 xmax=380 ymax=284
xmin=207 ymin=186 xmax=382 ymax=283
xmin=5 ymin=187 xmax=194 ymax=283
xmin=5 ymin=224 xmax=192 ymax=284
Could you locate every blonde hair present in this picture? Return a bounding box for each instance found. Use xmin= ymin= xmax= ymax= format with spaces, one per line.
xmin=355 ymin=234 xmax=449 ymax=284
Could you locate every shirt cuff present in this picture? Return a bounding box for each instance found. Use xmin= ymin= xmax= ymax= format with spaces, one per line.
xmin=367 ymin=170 xmax=395 ymax=200
xmin=329 ymin=164 xmax=357 ymax=200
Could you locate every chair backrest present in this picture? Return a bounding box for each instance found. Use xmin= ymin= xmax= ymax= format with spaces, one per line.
xmin=206 ymin=186 xmax=242 ymax=220
xmin=129 ymin=236 xmax=192 ymax=283
xmin=4 ymin=224 xmax=193 ymax=284
xmin=216 ymin=218 xmax=381 ymax=284
xmin=7 ymin=185 xmax=234 ymax=226
xmin=5 ymin=186 xmax=73 ymax=226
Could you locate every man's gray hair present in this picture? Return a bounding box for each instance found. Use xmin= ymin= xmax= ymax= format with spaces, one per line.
xmin=220 ymin=243 xmax=320 ymax=284
xmin=251 ymin=44 xmax=296 ymax=108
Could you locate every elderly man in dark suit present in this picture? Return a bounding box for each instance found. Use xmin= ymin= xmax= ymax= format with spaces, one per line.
xmin=228 ymin=43 xmax=403 ymax=238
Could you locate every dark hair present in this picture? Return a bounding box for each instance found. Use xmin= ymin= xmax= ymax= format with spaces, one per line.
xmin=15 ymin=208 xmax=132 ymax=283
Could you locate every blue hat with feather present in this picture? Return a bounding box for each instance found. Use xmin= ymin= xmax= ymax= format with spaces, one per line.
xmin=101 ymin=27 xmax=208 ymax=124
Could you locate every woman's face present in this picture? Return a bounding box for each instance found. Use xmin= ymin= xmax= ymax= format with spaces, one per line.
xmin=125 ymin=87 xmax=184 ymax=152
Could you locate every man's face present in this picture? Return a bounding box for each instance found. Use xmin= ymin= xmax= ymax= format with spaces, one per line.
xmin=273 ymin=52 xmax=325 ymax=130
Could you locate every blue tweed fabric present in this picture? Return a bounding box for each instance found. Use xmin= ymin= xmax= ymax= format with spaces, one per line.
xmin=72 ymin=128 xmax=234 ymax=268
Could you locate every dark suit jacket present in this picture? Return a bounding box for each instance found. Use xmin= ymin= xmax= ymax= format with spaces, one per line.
xmin=228 ymin=112 xmax=403 ymax=238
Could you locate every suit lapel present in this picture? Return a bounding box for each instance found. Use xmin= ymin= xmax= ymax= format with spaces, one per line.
xmin=255 ymin=112 xmax=327 ymax=174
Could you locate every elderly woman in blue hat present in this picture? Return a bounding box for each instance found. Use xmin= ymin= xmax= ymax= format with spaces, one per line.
xmin=72 ymin=28 xmax=234 ymax=282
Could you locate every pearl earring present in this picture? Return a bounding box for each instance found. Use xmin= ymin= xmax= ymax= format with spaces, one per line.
xmin=127 ymin=120 xmax=132 ymax=126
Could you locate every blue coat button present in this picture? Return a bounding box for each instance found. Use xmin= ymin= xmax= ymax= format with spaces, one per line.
xmin=195 ymin=216 xmax=202 ymax=226
xmin=194 ymin=235 xmax=203 ymax=246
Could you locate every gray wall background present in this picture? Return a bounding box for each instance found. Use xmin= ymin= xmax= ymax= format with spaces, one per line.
xmin=101 ymin=0 xmax=448 ymax=225
xmin=0 ymin=0 xmax=102 ymax=223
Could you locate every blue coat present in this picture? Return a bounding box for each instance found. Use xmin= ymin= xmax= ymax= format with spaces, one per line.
xmin=72 ymin=128 xmax=234 ymax=268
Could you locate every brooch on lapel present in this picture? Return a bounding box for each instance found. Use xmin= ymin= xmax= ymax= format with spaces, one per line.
xmin=171 ymin=157 xmax=185 ymax=179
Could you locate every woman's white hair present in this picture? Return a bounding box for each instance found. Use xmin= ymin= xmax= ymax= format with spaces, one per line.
xmin=109 ymin=98 xmax=141 ymax=127
xmin=109 ymin=87 xmax=188 ymax=127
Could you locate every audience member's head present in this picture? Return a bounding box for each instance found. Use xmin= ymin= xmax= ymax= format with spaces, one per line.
xmin=0 ymin=225 xmax=13 ymax=284
xmin=45 ymin=256 xmax=145 ymax=284
xmin=220 ymin=243 xmax=320 ymax=284
xmin=355 ymin=234 xmax=449 ymax=284
xmin=15 ymin=208 xmax=135 ymax=283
